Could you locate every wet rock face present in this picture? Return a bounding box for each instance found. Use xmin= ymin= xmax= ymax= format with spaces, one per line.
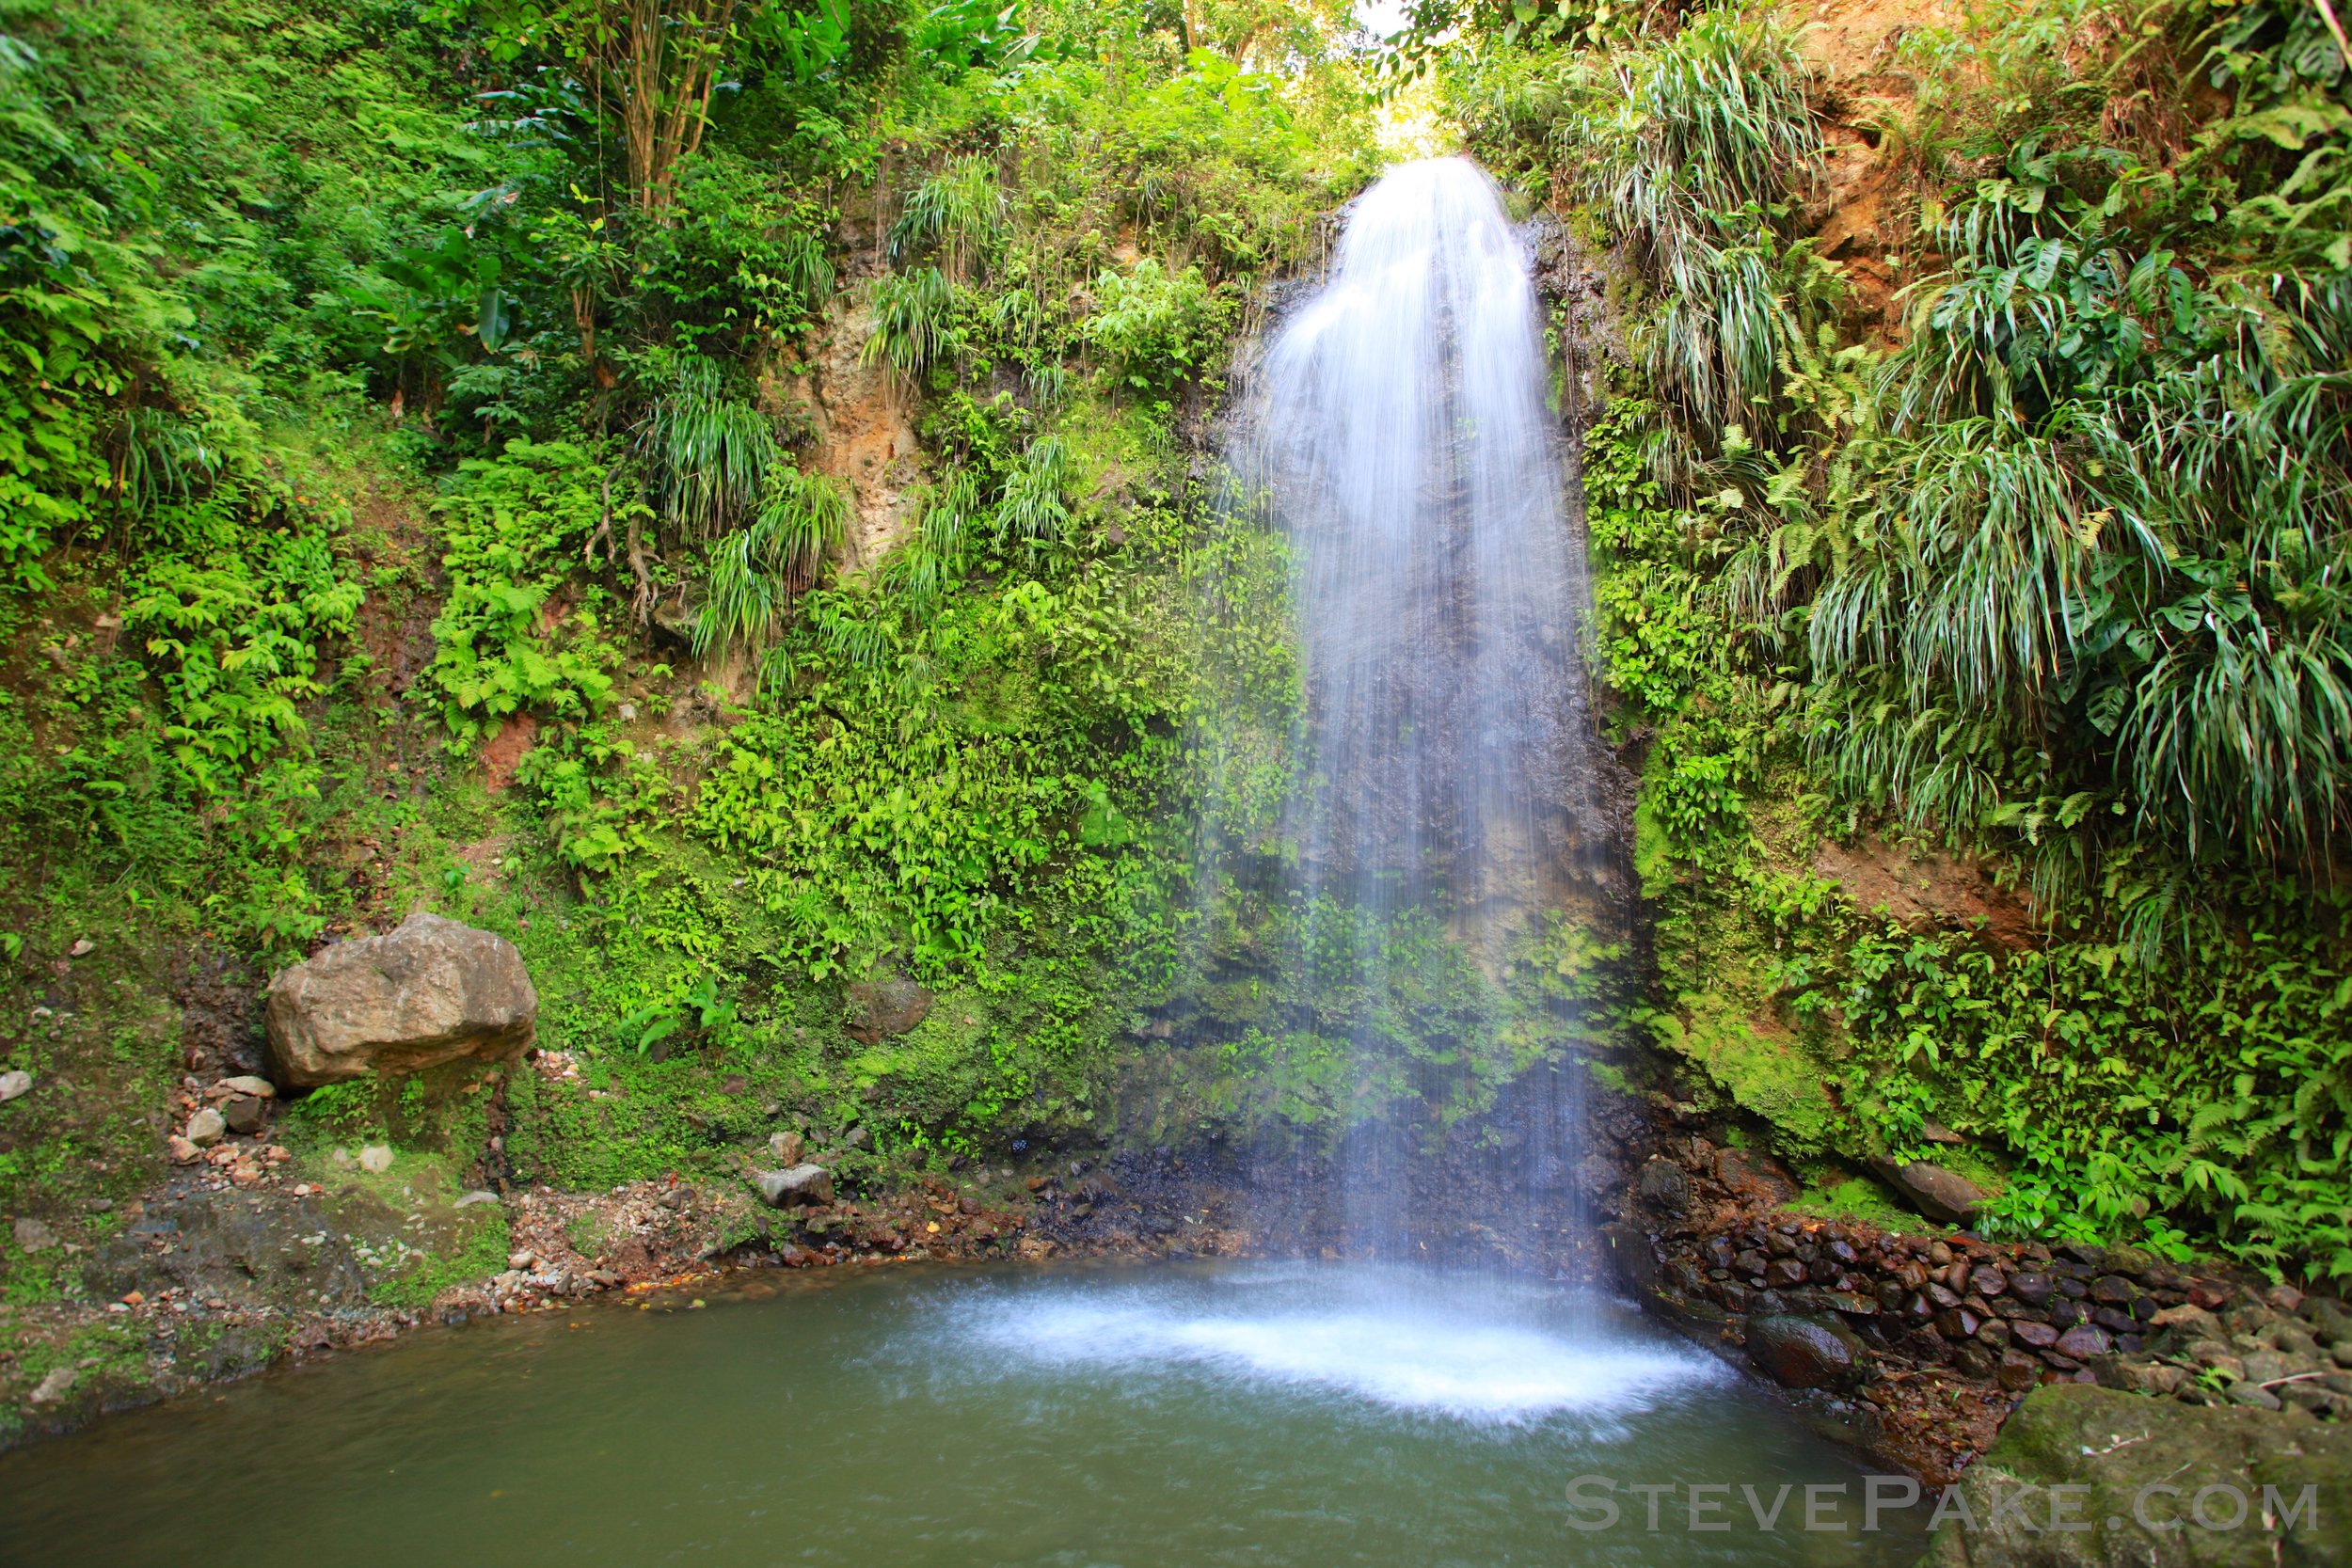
xmin=84 ymin=1188 xmax=371 ymax=1308
xmin=1915 ymin=1383 xmax=2352 ymax=1567
xmin=265 ymin=912 xmax=536 ymax=1086
xmin=1747 ymin=1314 xmax=1868 ymax=1391
xmin=1635 ymin=1157 xmax=1691 ymax=1217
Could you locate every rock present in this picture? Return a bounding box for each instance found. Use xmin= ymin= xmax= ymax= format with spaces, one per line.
xmin=0 ymin=1069 xmax=30 ymax=1103
xmin=185 ymin=1108 xmax=226 ymax=1147
xmin=2151 ymin=1302 xmax=2220 ymax=1336
xmin=1711 ymin=1148 xmax=1798 ymax=1205
xmin=81 ymin=1185 xmax=370 ymax=1311
xmin=1571 ymin=1154 xmax=1621 ymax=1198
xmin=221 ymin=1095 xmax=265 ymax=1135
xmin=2225 ymin=1381 xmax=2284 ymax=1411
xmin=1874 ymin=1159 xmax=1988 ymax=1225
xmin=27 ymin=1367 xmax=74 ymax=1405
xmin=68 ymin=938 xmax=94 ymax=958
xmin=1746 ymin=1314 xmax=1867 ymax=1391
xmin=167 ymin=1135 xmax=200 ymax=1164
xmin=843 ymin=1126 xmax=871 ymax=1151
xmin=213 ymin=1075 xmax=277 ymax=1100
xmin=842 ymin=977 xmax=931 ymax=1045
xmin=12 ymin=1216 xmax=56 ymax=1254
xmin=751 ymin=1164 xmax=834 ymax=1207
xmin=2091 ymin=1274 xmax=2140 ymax=1304
xmin=264 ymin=911 xmax=537 ymax=1086
xmin=1634 ymin=1157 xmax=1691 ymax=1216
xmin=453 ymin=1190 xmax=500 ymax=1208
xmin=2189 ymin=1279 xmax=2233 ymax=1310
xmin=1598 ymin=1222 xmax=1659 ymax=1296
xmin=2007 ymin=1270 xmax=2055 ymax=1307
xmin=1914 ymin=1383 xmax=2351 ymax=1567
xmin=2055 ymin=1324 xmax=2113 ymax=1359
xmin=1954 ymin=1340 xmax=2000 ymax=1379
xmin=358 ymin=1144 xmax=394 ymax=1175
xmin=2013 ymin=1320 xmax=2059 ymax=1350
xmin=768 ymin=1130 xmax=805 ymax=1165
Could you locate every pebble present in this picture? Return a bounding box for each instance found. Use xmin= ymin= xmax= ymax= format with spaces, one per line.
xmin=0 ymin=1070 xmax=30 ymax=1103
xmin=68 ymin=938 xmax=93 ymax=958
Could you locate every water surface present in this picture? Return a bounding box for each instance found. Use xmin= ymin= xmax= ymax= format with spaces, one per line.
xmin=0 ymin=1262 xmax=1926 ymax=1566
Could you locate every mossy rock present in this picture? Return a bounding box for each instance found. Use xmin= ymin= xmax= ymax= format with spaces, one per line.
xmin=1916 ymin=1383 xmax=2350 ymax=1567
xmin=1651 ymin=990 xmax=1840 ymax=1150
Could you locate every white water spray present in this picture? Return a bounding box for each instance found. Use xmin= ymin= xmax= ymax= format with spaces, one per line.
xmin=1236 ymin=157 xmax=1604 ymax=1253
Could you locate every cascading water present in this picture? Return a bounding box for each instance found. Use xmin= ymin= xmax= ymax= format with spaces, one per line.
xmin=0 ymin=154 xmax=1930 ymax=1568
xmin=1234 ymin=155 xmax=1611 ymax=1259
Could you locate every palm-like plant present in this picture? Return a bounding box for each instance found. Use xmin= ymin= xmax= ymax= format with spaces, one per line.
xmin=862 ymin=266 xmax=959 ymax=383
xmin=639 ymin=356 xmax=778 ymax=538
xmin=694 ymin=467 xmax=850 ymax=668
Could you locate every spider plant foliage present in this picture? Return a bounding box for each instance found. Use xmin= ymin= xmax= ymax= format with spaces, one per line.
xmin=1741 ymin=84 xmax=2352 ymax=887
xmin=862 ymin=264 xmax=960 ymax=384
xmin=639 ymin=354 xmax=781 ymax=539
xmin=1570 ymin=8 xmax=1831 ymax=433
xmin=995 ymin=436 xmax=1073 ymax=558
xmin=888 ymin=155 xmax=1005 ymax=283
xmin=694 ymin=466 xmax=850 ymax=667
xmin=858 ymin=156 xmax=1003 ymax=388
xmin=881 ymin=468 xmax=982 ymax=607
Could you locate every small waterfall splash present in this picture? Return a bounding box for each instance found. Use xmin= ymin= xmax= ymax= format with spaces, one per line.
xmin=1232 ymin=156 xmax=1606 ymax=1259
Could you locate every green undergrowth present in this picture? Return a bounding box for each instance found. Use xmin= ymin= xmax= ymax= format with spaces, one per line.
xmin=1454 ymin=0 xmax=2352 ymax=1280
xmin=0 ymin=0 xmax=1388 ymax=1282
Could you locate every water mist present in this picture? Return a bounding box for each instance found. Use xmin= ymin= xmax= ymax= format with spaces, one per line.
xmin=1234 ymin=156 xmax=1608 ymax=1259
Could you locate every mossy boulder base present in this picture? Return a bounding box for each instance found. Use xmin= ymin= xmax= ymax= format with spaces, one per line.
xmin=265 ymin=913 xmax=538 ymax=1086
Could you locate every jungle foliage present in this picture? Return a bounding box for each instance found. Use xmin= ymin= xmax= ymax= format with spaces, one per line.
xmin=1454 ymin=0 xmax=2352 ymax=1277
xmin=0 ymin=0 xmax=1374 ymax=1235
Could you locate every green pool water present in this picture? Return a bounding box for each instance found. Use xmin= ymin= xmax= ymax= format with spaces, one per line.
xmin=0 ymin=1261 xmax=1930 ymax=1567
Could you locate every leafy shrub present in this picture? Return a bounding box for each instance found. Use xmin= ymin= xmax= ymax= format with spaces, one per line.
xmin=426 ymin=439 xmax=617 ymax=744
xmin=1084 ymin=259 xmax=1228 ymax=394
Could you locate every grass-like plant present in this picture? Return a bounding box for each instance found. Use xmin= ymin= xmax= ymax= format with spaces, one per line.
xmin=862 ymin=265 xmax=959 ymax=383
xmin=693 ymin=467 xmax=850 ymax=669
xmin=994 ymin=436 xmax=1073 ymax=557
xmin=638 ymin=355 xmax=778 ymax=538
xmin=889 ymin=155 xmax=1004 ymax=281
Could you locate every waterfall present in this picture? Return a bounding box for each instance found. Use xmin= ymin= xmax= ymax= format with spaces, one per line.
xmin=1226 ymin=155 xmax=1607 ymax=1261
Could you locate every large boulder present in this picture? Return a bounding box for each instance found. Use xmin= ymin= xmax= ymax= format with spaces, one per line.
xmin=843 ymin=977 xmax=930 ymax=1044
xmin=265 ymin=912 xmax=536 ymax=1086
xmin=1914 ymin=1382 xmax=2351 ymax=1567
xmin=1874 ymin=1158 xmax=1988 ymax=1225
xmin=752 ymin=1164 xmax=834 ymax=1208
xmin=1746 ymin=1313 xmax=1868 ymax=1391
